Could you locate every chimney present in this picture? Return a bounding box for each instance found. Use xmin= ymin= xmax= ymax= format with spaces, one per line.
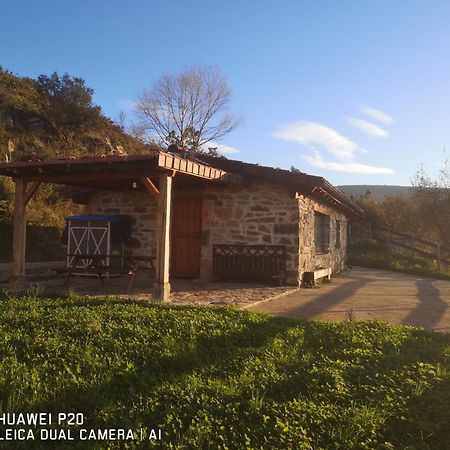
xmin=167 ymin=144 xmax=194 ymax=160
xmin=167 ymin=144 xmax=184 ymax=154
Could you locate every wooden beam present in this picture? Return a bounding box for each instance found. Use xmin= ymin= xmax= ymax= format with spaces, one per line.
xmin=9 ymin=179 xmax=26 ymax=289
xmin=24 ymin=181 xmax=41 ymax=206
xmin=15 ymin=171 xmax=160 ymax=183
xmin=140 ymin=177 xmax=159 ymax=200
xmin=153 ymin=174 xmax=172 ymax=302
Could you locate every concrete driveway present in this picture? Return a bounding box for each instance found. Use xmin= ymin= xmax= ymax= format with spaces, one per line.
xmin=248 ymin=267 xmax=450 ymax=332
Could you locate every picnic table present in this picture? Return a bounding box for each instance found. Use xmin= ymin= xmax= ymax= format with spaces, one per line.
xmin=55 ymin=254 xmax=156 ymax=292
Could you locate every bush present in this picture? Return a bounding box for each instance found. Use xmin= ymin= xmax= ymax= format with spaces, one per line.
xmin=0 ymin=222 xmax=65 ymax=262
xmin=349 ymin=239 xmax=450 ymax=280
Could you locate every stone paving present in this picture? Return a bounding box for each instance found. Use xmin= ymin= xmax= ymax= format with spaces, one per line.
xmin=1 ymin=273 xmax=297 ymax=308
xmin=169 ymin=280 xmax=296 ymax=307
xmin=248 ymin=266 xmax=450 ymax=332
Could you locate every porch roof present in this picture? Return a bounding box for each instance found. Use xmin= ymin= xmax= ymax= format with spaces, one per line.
xmin=0 ymin=151 xmax=245 ymax=189
xmin=0 ymin=149 xmax=362 ymax=217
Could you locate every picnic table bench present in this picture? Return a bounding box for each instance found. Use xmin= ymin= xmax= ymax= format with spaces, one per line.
xmin=55 ymin=254 xmax=156 ymax=291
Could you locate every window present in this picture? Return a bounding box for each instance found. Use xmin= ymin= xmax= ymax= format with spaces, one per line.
xmin=336 ymin=220 xmax=341 ymax=249
xmin=314 ymin=211 xmax=330 ymax=253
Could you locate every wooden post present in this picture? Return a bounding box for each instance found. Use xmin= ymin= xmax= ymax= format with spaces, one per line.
xmin=153 ymin=174 xmax=172 ymax=302
xmin=9 ymin=178 xmax=26 ymax=289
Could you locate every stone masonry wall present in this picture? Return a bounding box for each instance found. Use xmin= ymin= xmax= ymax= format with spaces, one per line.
xmin=200 ymin=181 xmax=300 ymax=284
xmin=86 ymin=191 xmax=157 ymax=258
xmin=297 ymin=194 xmax=348 ymax=284
xmin=84 ymin=184 xmax=349 ymax=287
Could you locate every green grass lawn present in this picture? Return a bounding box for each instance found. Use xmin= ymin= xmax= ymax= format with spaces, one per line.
xmin=0 ymin=293 xmax=449 ymax=449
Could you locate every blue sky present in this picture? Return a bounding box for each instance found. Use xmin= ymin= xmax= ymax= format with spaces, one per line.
xmin=2 ymin=0 xmax=450 ymax=185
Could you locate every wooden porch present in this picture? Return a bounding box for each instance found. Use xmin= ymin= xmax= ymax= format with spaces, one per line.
xmin=0 ymin=151 xmax=244 ymax=301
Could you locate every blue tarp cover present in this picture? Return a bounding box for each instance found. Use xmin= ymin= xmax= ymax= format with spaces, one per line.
xmin=65 ymin=214 xmax=130 ymax=223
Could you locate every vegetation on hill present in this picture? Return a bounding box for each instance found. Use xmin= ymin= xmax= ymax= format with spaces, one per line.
xmin=339 ymin=185 xmax=414 ymax=201
xmin=351 ymin=158 xmax=450 ymax=247
xmin=353 ymin=193 xmax=424 ymax=239
xmin=349 ymin=163 xmax=450 ymax=277
xmin=0 ymin=68 xmax=161 ymax=260
xmin=0 ymin=67 xmax=155 ymax=162
xmin=349 ymin=239 xmax=450 ymax=280
xmin=0 ymin=294 xmax=449 ymax=449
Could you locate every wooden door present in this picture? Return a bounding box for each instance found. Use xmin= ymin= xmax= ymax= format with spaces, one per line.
xmin=171 ymin=197 xmax=202 ymax=278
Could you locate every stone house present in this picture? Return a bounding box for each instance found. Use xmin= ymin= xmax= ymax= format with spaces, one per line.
xmin=0 ymin=148 xmax=362 ymax=299
xmin=79 ymin=150 xmax=361 ymax=286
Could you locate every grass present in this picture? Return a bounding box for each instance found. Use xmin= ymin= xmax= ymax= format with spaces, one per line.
xmin=349 ymin=238 xmax=450 ymax=280
xmin=0 ymin=293 xmax=449 ymax=449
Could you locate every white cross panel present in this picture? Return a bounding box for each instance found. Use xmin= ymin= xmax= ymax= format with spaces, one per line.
xmin=67 ymin=221 xmax=111 ymax=268
xmin=67 ymin=226 xmax=88 ymax=267
xmin=87 ymin=225 xmax=110 ymax=266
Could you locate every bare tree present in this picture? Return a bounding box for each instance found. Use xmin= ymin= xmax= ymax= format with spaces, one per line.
xmin=135 ymin=65 xmax=240 ymax=151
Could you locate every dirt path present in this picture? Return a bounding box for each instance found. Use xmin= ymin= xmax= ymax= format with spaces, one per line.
xmin=247 ymin=267 xmax=450 ymax=332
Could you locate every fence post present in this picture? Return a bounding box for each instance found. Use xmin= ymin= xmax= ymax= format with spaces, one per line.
xmin=436 ymin=242 xmax=442 ymax=271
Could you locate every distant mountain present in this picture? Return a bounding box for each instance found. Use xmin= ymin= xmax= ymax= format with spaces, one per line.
xmin=338 ymin=185 xmax=415 ymax=200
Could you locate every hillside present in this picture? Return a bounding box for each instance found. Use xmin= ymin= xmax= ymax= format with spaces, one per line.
xmin=0 ymin=68 xmax=160 ymax=260
xmin=0 ymin=68 xmax=156 ymax=162
xmin=339 ymin=185 xmax=414 ymax=200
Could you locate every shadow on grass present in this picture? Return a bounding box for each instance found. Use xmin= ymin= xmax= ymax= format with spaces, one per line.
xmin=381 ymin=376 xmax=450 ymax=449
xmin=29 ymin=311 xmax=297 ymax=423
xmin=6 ymin=295 xmax=450 ymax=449
xmin=257 ymin=323 xmax=450 ymax=448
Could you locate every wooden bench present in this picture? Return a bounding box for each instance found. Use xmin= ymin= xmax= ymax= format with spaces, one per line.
xmin=123 ymin=256 xmax=156 ymax=291
xmin=302 ymin=267 xmax=332 ymax=285
xmin=213 ymin=244 xmax=287 ymax=285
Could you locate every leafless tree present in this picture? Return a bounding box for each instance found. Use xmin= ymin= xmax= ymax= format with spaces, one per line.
xmin=135 ymin=65 xmax=240 ymax=151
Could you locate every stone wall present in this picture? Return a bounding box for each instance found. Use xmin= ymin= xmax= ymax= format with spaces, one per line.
xmin=86 ymin=191 xmax=157 ymax=258
xmin=297 ymin=194 xmax=348 ymax=284
xmin=200 ymin=181 xmax=300 ymax=284
xmin=83 ymin=182 xmax=349 ymax=286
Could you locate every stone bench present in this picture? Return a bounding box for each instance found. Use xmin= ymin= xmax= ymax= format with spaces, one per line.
xmin=302 ymin=267 xmax=332 ymax=285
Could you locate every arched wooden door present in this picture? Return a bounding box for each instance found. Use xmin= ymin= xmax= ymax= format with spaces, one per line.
xmin=171 ymin=197 xmax=202 ymax=278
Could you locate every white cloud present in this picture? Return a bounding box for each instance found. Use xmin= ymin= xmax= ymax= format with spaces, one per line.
xmin=360 ymin=105 xmax=394 ymax=125
xmin=346 ymin=118 xmax=389 ymax=138
xmin=303 ymin=151 xmax=394 ymax=174
xmin=203 ymin=141 xmax=239 ymax=154
xmin=272 ymin=121 xmax=360 ymax=160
